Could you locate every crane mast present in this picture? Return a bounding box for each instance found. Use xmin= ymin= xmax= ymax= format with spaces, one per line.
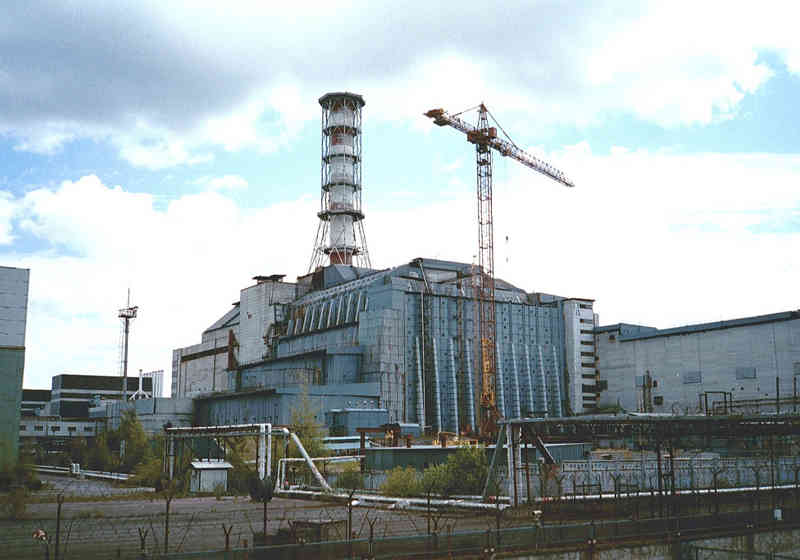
xmin=425 ymin=104 xmax=574 ymax=437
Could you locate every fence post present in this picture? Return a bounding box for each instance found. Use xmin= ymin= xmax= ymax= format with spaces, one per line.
xmin=54 ymin=494 xmax=63 ymax=560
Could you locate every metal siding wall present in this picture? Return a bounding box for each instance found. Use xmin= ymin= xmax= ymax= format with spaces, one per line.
xmin=402 ymin=286 xmax=569 ymax=428
xmin=597 ymin=318 xmax=800 ymax=412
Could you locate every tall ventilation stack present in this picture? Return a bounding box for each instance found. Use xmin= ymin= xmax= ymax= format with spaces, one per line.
xmin=308 ymin=92 xmax=371 ymax=271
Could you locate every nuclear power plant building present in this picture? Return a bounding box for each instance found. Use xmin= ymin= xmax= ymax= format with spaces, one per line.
xmin=173 ymin=260 xmax=597 ymax=432
xmin=171 ymin=92 xmax=598 ymax=433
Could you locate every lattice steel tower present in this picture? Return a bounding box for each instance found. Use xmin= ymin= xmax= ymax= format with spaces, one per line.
xmin=308 ymin=92 xmax=371 ymax=271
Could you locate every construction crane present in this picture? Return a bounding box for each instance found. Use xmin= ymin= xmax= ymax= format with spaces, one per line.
xmin=425 ymin=104 xmax=574 ymax=438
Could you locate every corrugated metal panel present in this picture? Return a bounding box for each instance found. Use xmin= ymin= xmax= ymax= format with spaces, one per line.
xmin=0 ymin=267 xmax=28 ymax=347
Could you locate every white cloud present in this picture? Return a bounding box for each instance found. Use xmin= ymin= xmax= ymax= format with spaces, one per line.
xmin=0 ymin=191 xmax=17 ymax=244
xmin=6 ymin=145 xmax=800 ymax=390
xmin=193 ymin=174 xmax=249 ymax=192
xmin=2 ymin=2 xmax=800 ymax=165
xmin=10 ymin=175 xmax=317 ymax=390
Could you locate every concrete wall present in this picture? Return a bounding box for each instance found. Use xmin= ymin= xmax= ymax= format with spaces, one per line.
xmin=237 ymin=279 xmax=296 ymax=366
xmin=102 ymin=398 xmax=194 ymax=433
xmin=0 ymin=266 xmax=28 ymax=466
xmin=19 ymin=417 xmax=99 ymax=439
xmin=596 ymin=314 xmax=800 ymax=413
xmin=561 ymin=299 xmax=598 ymax=414
xmin=172 ymin=328 xmax=234 ymax=397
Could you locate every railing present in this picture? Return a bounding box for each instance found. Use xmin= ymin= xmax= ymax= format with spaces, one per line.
xmin=34 ymin=465 xmax=130 ymax=481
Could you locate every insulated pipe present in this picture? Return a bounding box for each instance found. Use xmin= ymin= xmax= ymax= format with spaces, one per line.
xmin=266 ymin=424 xmax=272 ymax=480
xmin=432 ymin=337 xmax=442 ymax=431
xmin=464 ymin=335 xmax=476 ymax=431
xmin=168 ymin=435 xmax=175 ymax=480
xmin=551 ymin=346 xmax=563 ymax=417
xmin=511 ymin=342 xmax=521 ymax=418
xmin=257 ymin=424 xmax=268 ymax=481
xmin=506 ymin=424 xmax=515 ymax=505
xmin=524 ymin=344 xmax=535 ymax=416
xmin=415 ymin=337 xmax=425 ymax=428
xmin=537 ymin=346 xmax=548 ymax=415
xmin=289 ymin=432 xmax=332 ymax=492
xmin=496 ymin=346 xmax=506 ymax=418
xmin=448 ymin=338 xmax=459 ymax=434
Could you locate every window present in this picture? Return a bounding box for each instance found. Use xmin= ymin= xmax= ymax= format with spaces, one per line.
xmin=683 ymin=371 xmax=702 ymax=384
xmin=20 ymin=425 xmax=26 ymax=431
xmin=34 ymin=425 xmax=43 ymax=432
xmin=68 ymin=426 xmax=76 ymax=432
xmin=653 ymin=396 xmax=664 ymax=406
xmin=736 ymin=367 xmax=756 ymax=380
xmin=609 ymin=334 xmax=616 ymax=341
xmin=793 ymin=362 xmax=800 ymax=376
xmin=597 ymin=380 xmax=608 ymax=391
xmin=51 ymin=426 xmax=60 ymax=432
xmin=84 ymin=426 xmax=93 ymax=432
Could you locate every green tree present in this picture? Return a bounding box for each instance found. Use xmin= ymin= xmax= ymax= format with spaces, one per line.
xmin=289 ymin=386 xmax=329 ymax=459
xmin=66 ymin=437 xmax=89 ymax=466
xmin=379 ymin=466 xmax=420 ymax=497
xmin=336 ymin=463 xmax=363 ymax=491
xmin=88 ymin=431 xmax=113 ymax=471
xmin=118 ymin=409 xmax=151 ymax=472
xmin=421 ymin=463 xmax=452 ymax=497
xmin=444 ymin=445 xmax=489 ymax=495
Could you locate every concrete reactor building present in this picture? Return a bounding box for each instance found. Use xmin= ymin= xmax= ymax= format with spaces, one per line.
xmin=0 ymin=266 xmax=29 ymax=466
xmin=173 ymin=93 xmax=598 ymax=434
xmin=596 ymin=310 xmax=800 ymax=414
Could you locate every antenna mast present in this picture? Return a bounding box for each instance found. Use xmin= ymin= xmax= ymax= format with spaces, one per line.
xmin=118 ymin=289 xmax=138 ymax=402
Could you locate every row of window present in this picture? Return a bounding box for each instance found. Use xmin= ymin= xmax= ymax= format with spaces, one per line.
xmin=21 ymin=424 xmax=94 ymax=433
xmin=633 ymin=367 xmax=796 ymax=386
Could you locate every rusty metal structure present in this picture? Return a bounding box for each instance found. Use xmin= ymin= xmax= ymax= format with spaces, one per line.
xmin=496 ymin=413 xmax=800 ymax=507
xmin=425 ymin=104 xmax=574 ymax=437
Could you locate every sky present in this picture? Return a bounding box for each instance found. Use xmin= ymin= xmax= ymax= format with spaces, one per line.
xmin=1 ymin=1 xmax=798 ymax=393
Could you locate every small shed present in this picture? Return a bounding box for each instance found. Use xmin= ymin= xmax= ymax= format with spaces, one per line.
xmin=189 ymin=460 xmax=233 ymax=493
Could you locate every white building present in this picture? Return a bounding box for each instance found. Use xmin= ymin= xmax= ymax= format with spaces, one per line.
xmin=189 ymin=460 xmax=232 ymax=493
xmin=0 ymin=266 xmax=29 ymax=465
xmin=595 ymin=311 xmax=800 ymax=414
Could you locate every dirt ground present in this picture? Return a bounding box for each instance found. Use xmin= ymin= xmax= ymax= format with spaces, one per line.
xmin=3 ymin=477 xmax=502 ymax=559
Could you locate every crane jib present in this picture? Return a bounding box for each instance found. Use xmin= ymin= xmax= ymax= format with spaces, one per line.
xmin=424 ymin=103 xmax=574 ymax=438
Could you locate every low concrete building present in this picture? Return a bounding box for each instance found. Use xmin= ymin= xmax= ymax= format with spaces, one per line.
xmin=0 ymin=266 xmax=29 ymax=466
xmin=189 ymin=460 xmax=232 ymax=493
xmin=325 ymin=408 xmax=389 ymax=436
xmin=195 ymin=384 xmax=380 ymax=427
xmin=595 ymin=310 xmax=800 ymax=414
xmin=50 ymin=374 xmax=154 ymax=419
xmin=94 ymin=397 xmax=194 ymax=434
xmin=21 ymin=389 xmax=51 ymax=416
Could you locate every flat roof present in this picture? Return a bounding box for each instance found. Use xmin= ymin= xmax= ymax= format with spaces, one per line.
xmin=597 ymin=310 xmax=800 ymax=341
xmin=191 ymin=460 xmax=232 ymax=470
